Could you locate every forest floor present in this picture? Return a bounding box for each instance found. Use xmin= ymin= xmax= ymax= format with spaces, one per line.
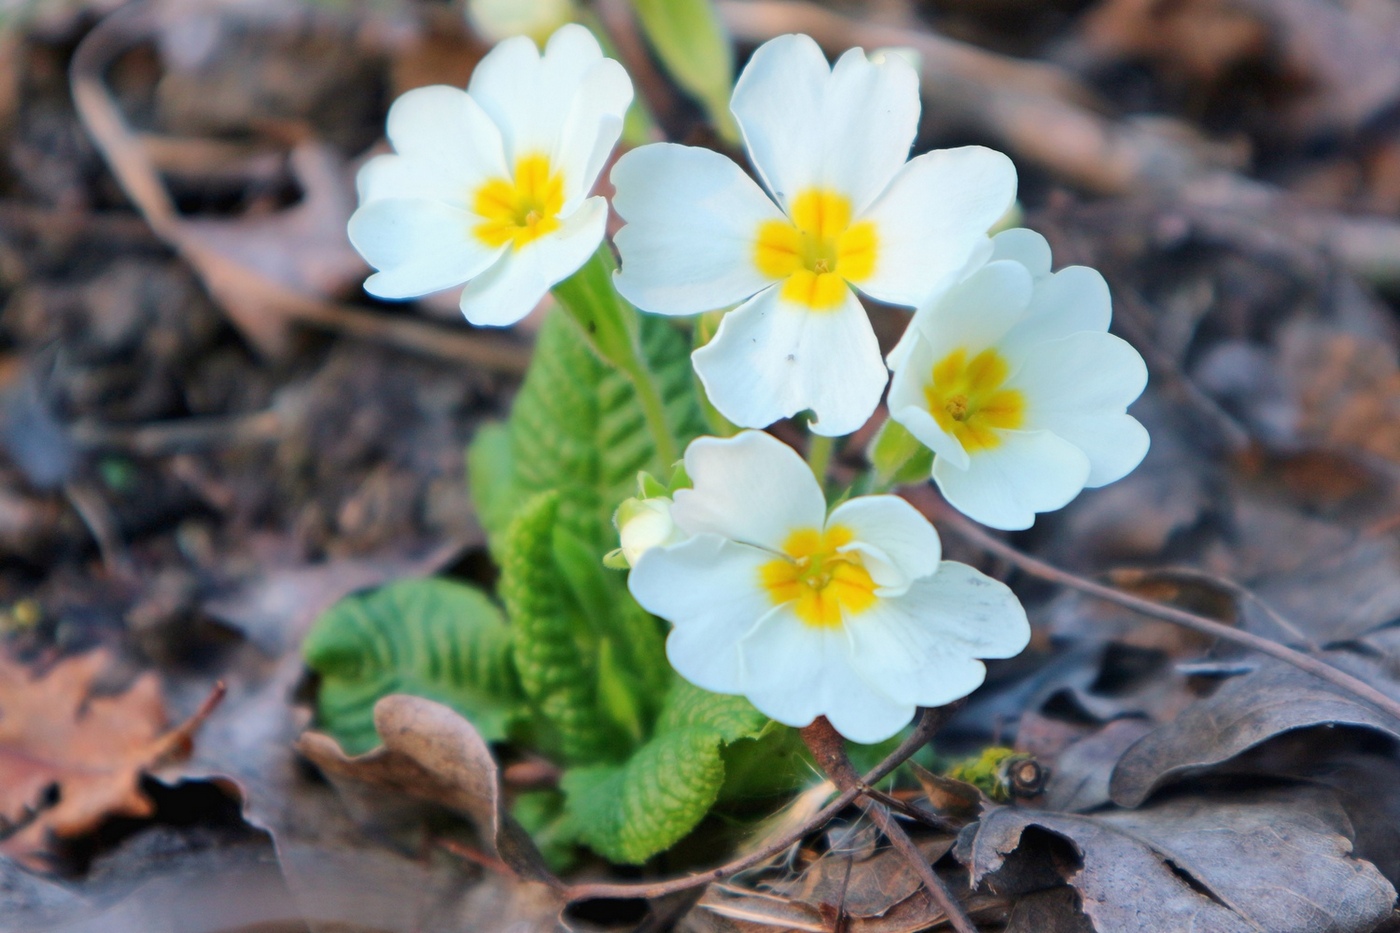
xmin=5 ymin=0 xmax=1400 ymax=931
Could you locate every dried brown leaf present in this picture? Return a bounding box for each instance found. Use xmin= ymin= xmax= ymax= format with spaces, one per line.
xmin=297 ymin=694 xmax=557 ymax=886
xmin=0 ymin=650 xmax=220 ymax=864
xmin=960 ymin=787 xmax=1395 ymax=933
xmin=1110 ymin=653 xmax=1400 ymax=808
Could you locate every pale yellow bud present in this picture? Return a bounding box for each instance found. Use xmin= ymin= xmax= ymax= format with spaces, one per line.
xmin=616 ymin=497 xmax=684 ymax=567
xmin=466 ymin=0 xmax=577 ymax=46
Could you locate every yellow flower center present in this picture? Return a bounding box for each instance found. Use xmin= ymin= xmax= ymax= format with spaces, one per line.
xmin=473 ymin=154 xmax=565 ymax=250
xmin=759 ymin=525 xmax=878 ymax=629
xmin=753 ymin=189 xmax=878 ymax=311
xmin=924 ymin=347 xmax=1025 ymax=452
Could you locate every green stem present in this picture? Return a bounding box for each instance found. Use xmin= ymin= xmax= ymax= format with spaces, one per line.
xmin=622 ymin=356 xmax=680 ymax=466
xmin=551 ymin=248 xmax=680 ymax=468
xmin=806 ymin=433 xmax=834 ymax=485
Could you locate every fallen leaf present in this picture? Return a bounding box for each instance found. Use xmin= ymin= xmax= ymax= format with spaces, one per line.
xmin=959 ymin=787 xmax=1395 ymax=933
xmin=296 ymin=694 xmax=557 ymax=885
xmin=1044 ymin=718 xmax=1153 ymax=814
xmin=0 ymin=649 xmax=221 ymax=865
xmin=1109 ymin=651 xmax=1400 ymax=808
xmin=1004 ymin=887 xmax=1094 ymax=933
xmin=769 ymin=836 xmax=956 ymax=920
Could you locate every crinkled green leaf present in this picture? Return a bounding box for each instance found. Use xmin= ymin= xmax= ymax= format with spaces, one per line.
xmin=468 ymin=307 xmax=704 ymax=555
xmin=499 ymin=491 xmax=628 ymax=764
xmin=303 ymin=578 xmax=524 ymax=755
xmin=561 ymin=680 xmax=770 ymax=864
xmin=627 ymin=0 xmax=738 ymax=143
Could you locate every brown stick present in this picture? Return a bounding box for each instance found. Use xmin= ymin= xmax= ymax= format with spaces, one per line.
xmin=923 ymin=494 xmax=1400 ymax=725
xmin=564 ymin=706 xmax=954 ymax=903
xmin=800 ymin=717 xmax=977 ymax=933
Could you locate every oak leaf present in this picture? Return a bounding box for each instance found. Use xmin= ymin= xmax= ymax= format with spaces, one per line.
xmin=0 ymin=649 xmax=221 ymax=864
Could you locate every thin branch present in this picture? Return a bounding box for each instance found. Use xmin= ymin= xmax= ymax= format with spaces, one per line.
xmin=800 ymin=716 xmax=977 ymax=933
xmin=922 ymin=493 xmax=1400 ymax=725
xmin=563 ymin=706 xmax=954 ymax=903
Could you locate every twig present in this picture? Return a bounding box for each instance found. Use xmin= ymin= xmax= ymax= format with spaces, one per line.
xmin=1106 ymin=565 xmax=1319 ymax=651
xmin=800 ymin=716 xmax=977 ymax=933
xmin=564 ymin=706 xmax=953 ymax=903
xmin=921 ymin=492 xmax=1400 ymax=726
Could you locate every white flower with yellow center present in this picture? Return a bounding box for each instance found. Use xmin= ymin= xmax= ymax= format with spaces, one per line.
xmin=627 ymin=430 xmax=1029 ymax=743
xmin=609 ymin=34 xmax=1017 ymax=438
xmin=887 ymin=229 xmax=1150 ymax=531
xmin=347 ymin=25 xmax=632 ymax=327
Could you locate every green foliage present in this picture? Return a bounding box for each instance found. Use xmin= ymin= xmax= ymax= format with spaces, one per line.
xmin=303 ymin=579 xmax=525 ymax=755
xmin=561 ymin=680 xmax=769 ymax=864
xmin=468 ymin=306 xmax=704 ymax=554
xmin=498 ymin=491 xmax=623 ymax=764
xmin=626 ymin=0 xmax=738 ymax=143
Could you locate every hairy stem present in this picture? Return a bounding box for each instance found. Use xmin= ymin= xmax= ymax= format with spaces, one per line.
xmin=799 ymin=716 xmax=978 ymax=933
xmin=807 ymin=433 xmax=834 ymax=485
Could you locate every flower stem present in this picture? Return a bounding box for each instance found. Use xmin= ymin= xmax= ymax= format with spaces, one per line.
xmin=798 ymin=716 xmax=978 ymax=933
xmin=550 ymin=248 xmax=680 ymax=468
xmin=806 ymin=433 xmax=834 ymax=484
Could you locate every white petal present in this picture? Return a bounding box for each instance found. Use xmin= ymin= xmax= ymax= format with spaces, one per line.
xmin=907 ymin=259 xmax=1033 ymax=358
xmin=629 ymin=535 xmax=774 ymax=694
xmin=846 ymin=563 xmax=1028 ymax=707
xmin=465 ymin=35 xmax=540 ymax=156
xmin=692 ymin=287 xmax=886 ymax=437
xmin=1015 ymin=332 xmax=1149 ymax=418
xmin=1002 ymin=265 xmax=1112 ymax=355
xmin=856 ymin=147 xmax=1018 ymax=308
xmin=611 ymin=144 xmax=785 ymax=315
xmin=670 ymin=430 xmax=827 ymax=552
xmin=457 ymin=196 xmax=607 ymax=326
xmin=989 ymin=227 xmax=1052 ymax=278
xmin=932 ymin=429 xmax=1091 ymax=530
xmin=349 ymin=199 xmax=503 ymax=300
xmin=381 ymin=85 xmax=507 ymax=190
xmin=554 ymin=57 xmax=632 ymax=208
xmin=1045 ymin=411 xmax=1150 ymax=488
xmin=827 ymin=496 xmax=941 ymax=592
xmin=887 ymin=333 xmax=970 ymax=469
xmin=730 ymin=35 xmax=920 ymax=214
xmin=739 ymin=611 xmax=914 ymax=743
xmin=464 ymin=24 xmax=627 ymax=206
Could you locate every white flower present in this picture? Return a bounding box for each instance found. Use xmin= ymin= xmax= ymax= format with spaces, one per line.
xmin=609 ymin=34 xmax=1016 ymax=438
xmin=348 ymin=25 xmax=632 ymax=327
xmin=887 ymin=229 xmax=1150 ymax=531
xmin=627 ymin=430 xmax=1029 ymax=744
xmin=615 ymin=496 xmax=686 ymax=567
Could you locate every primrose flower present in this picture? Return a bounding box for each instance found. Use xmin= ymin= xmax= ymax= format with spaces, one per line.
xmin=610 ymin=34 xmax=1016 ymax=437
xmin=348 ymin=25 xmax=632 ymax=327
xmin=627 ymin=431 xmax=1029 ymax=743
xmin=887 ymin=229 xmax=1150 ymax=531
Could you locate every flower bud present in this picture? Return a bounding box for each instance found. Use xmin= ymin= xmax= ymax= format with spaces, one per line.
xmin=466 ymin=0 xmax=577 ymax=46
xmin=614 ymin=497 xmax=684 ymax=567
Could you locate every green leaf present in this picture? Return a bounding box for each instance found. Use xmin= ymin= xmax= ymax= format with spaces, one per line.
xmin=470 ymin=304 xmax=703 ymax=555
xmin=465 ymin=422 xmax=516 ymax=554
xmin=499 ymin=491 xmax=629 ymax=764
xmin=627 ymin=0 xmax=738 ymax=144
xmin=561 ymin=679 xmax=769 ymax=864
xmin=303 ymin=578 xmax=524 ymax=755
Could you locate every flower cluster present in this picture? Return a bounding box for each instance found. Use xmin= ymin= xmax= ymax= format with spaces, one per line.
xmin=349 ymin=27 xmax=1149 ymax=743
